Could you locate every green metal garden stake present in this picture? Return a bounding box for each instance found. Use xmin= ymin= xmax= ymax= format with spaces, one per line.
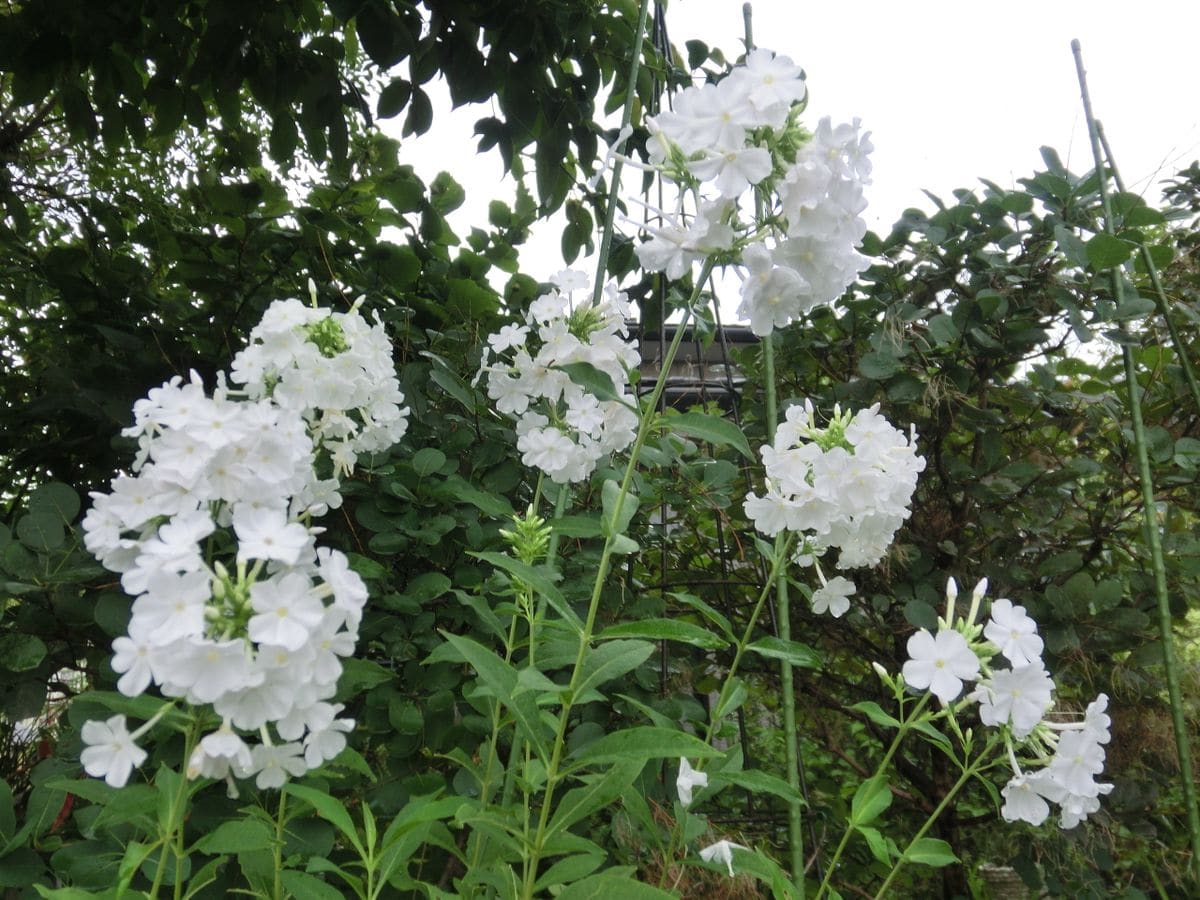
xmin=1073 ymin=38 xmax=1200 ymax=886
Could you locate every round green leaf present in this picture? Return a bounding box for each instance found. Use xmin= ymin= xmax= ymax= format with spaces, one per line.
xmin=29 ymin=481 xmax=81 ymax=523
xmin=411 ymin=447 xmax=447 ymax=476
xmin=16 ymin=512 xmax=64 ymax=551
xmin=859 ymin=350 xmax=902 ymax=380
xmin=0 ymin=634 xmax=47 ymax=672
xmin=1085 ymin=233 xmax=1133 ymax=270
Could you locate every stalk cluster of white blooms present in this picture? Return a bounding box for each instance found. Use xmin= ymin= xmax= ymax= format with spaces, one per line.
xmin=744 ymin=400 xmax=924 ymax=617
xmin=79 ymin=288 xmax=408 ymax=792
xmin=625 ymin=47 xmax=872 ymax=335
xmin=479 ymin=270 xmax=640 ymax=484
xmin=901 ymin=579 xmax=1112 ymax=830
xmin=229 ymin=293 xmax=410 ymax=477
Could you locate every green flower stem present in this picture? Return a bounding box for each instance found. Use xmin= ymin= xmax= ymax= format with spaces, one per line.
xmin=813 ymin=693 xmax=931 ymax=900
xmin=1095 ymin=121 xmax=1200 ymax=417
xmin=520 ymin=260 xmax=715 ymax=900
xmin=1073 ymin=40 xmax=1200 ymax=885
xmin=149 ymin=725 xmax=200 ymax=899
xmin=870 ymin=732 xmax=1003 ymax=900
xmin=702 ymin=532 xmax=795 ymax=748
xmin=656 ymin=531 xmax=796 ymax=887
xmin=590 ymin=0 xmax=653 ymax=307
xmin=273 ymin=789 xmax=288 ymax=900
xmin=764 ymin=332 xmax=805 ymax=893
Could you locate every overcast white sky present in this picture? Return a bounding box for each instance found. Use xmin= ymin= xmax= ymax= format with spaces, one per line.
xmin=389 ymin=0 xmax=1200 ymax=313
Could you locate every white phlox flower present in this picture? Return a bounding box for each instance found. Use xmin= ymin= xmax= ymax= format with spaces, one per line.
xmin=635 ymin=49 xmax=871 ymax=334
xmin=902 ymin=628 xmax=981 ymax=704
xmin=81 ymin=715 xmax=148 ymax=788
xmin=810 ymin=576 xmax=856 ymax=618
xmin=984 ymin=597 xmax=1044 ymax=668
xmin=80 ymin=290 xmax=399 ymax=791
xmin=676 ymin=757 xmax=709 ymax=808
xmin=912 ymin=578 xmax=1114 ymax=831
xmin=482 ymin=273 xmax=639 ymax=483
xmin=744 ymin=401 xmax=924 ymax=579
xmin=699 ymin=839 xmax=749 ymax=877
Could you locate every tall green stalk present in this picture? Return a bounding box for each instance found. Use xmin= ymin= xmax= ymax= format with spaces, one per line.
xmin=1072 ymin=39 xmax=1200 ymax=885
xmin=763 ymin=335 xmax=805 ymax=893
xmin=1095 ymin=121 xmax=1200 ymax=416
xmin=590 ymin=0 xmax=653 ymax=306
xmin=520 ymin=261 xmax=715 ymax=899
xmin=741 ymin=4 xmax=805 ymax=886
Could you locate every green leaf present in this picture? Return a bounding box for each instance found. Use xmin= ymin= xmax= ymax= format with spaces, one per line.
xmin=850 ymin=776 xmax=892 ymax=827
xmin=284 ymin=784 xmax=365 ymax=858
xmin=575 ymin=639 xmax=655 ymax=699
xmin=193 ymin=818 xmax=274 ymax=854
xmin=535 ymin=853 xmax=606 ymax=892
xmin=16 ymin=512 xmax=64 ymax=552
xmin=904 ymin=837 xmax=958 ymax=867
xmin=858 ymin=825 xmax=893 ymax=865
xmin=470 ymin=551 xmax=582 ymax=632
xmin=0 ymin=634 xmax=47 ymax=672
xmin=570 ymin=727 xmax=721 ymax=767
xmin=280 ymin=870 xmax=344 ymax=900
xmin=556 ymin=362 xmax=626 ymax=404
xmin=715 ymin=768 xmax=805 ymax=806
xmin=436 ymin=632 xmax=550 ymax=760
xmin=430 ymin=172 xmax=466 ymax=215
xmin=551 ymin=515 xmax=604 ymax=539
xmin=557 ymin=874 xmax=679 ymax=899
xmin=269 ymin=114 xmax=298 ymax=164
xmin=600 ymin=479 xmax=639 ymax=538
xmin=596 ymin=619 xmax=726 ymax=650
xmin=859 ymin=350 xmax=903 ymax=380
xmin=667 ymin=411 xmax=753 ymax=460
xmin=547 ymin=759 xmax=643 ymax=836
xmin=377 ymin=78 xmax=412 ymax=119
xmin=438 ymin=475 xmax=514 ymax=518
xmin=411 ymin=447 xmax=447 ymax=476
xmin=927 ymin=314 xmax=959 ymax=346
xmin=746 ymin=637 xmax=821 ymax=669
xmin=28 ymin=483 xmax=80 ymax=523
xmin=848 ymin=701 xmax=900 ymax=729
xmin=1086 ymin=233 xmax=1133 ymax=270
xmin=401 ymin=572 xmax=452 ymax=605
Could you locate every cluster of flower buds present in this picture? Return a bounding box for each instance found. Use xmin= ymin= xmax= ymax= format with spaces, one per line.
xmin=627 ymin=48 xmax=872 ymax=335
xmin=79 ymin=290 xmax=407 ymax=791
xmin=744 ymin=400 xmax=925 ymax=615
xmin=901 ymin=579 xmax=1112 ymax=829
xmin=480 ymin=270 xmax=640 ymax=483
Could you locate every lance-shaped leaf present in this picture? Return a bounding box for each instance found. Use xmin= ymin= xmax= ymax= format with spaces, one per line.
xmin=666 ymin=410 xmax=753 ymax=460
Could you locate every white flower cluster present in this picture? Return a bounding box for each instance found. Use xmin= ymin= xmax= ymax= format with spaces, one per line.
xmin=229 ymin=285 xmax=410 ymax=477
xmin=630 ymin=48 xmax=872 ymax=335
xmin=744 ymin=401 xmax=925 ymax=616
xmin=78 ymin=293 xmax=407 ymax=791
xmin=900 ymin=579 xmax=1112 ymax=830
xmin=480 ymin=271 xmax=640 ymax=484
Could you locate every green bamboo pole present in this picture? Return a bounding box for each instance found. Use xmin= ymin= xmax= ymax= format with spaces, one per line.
xmin=1073 ymin=39 xmax=1200 ymax=885
xmin=1095 ymin=120 xmax=1200 ymax=417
